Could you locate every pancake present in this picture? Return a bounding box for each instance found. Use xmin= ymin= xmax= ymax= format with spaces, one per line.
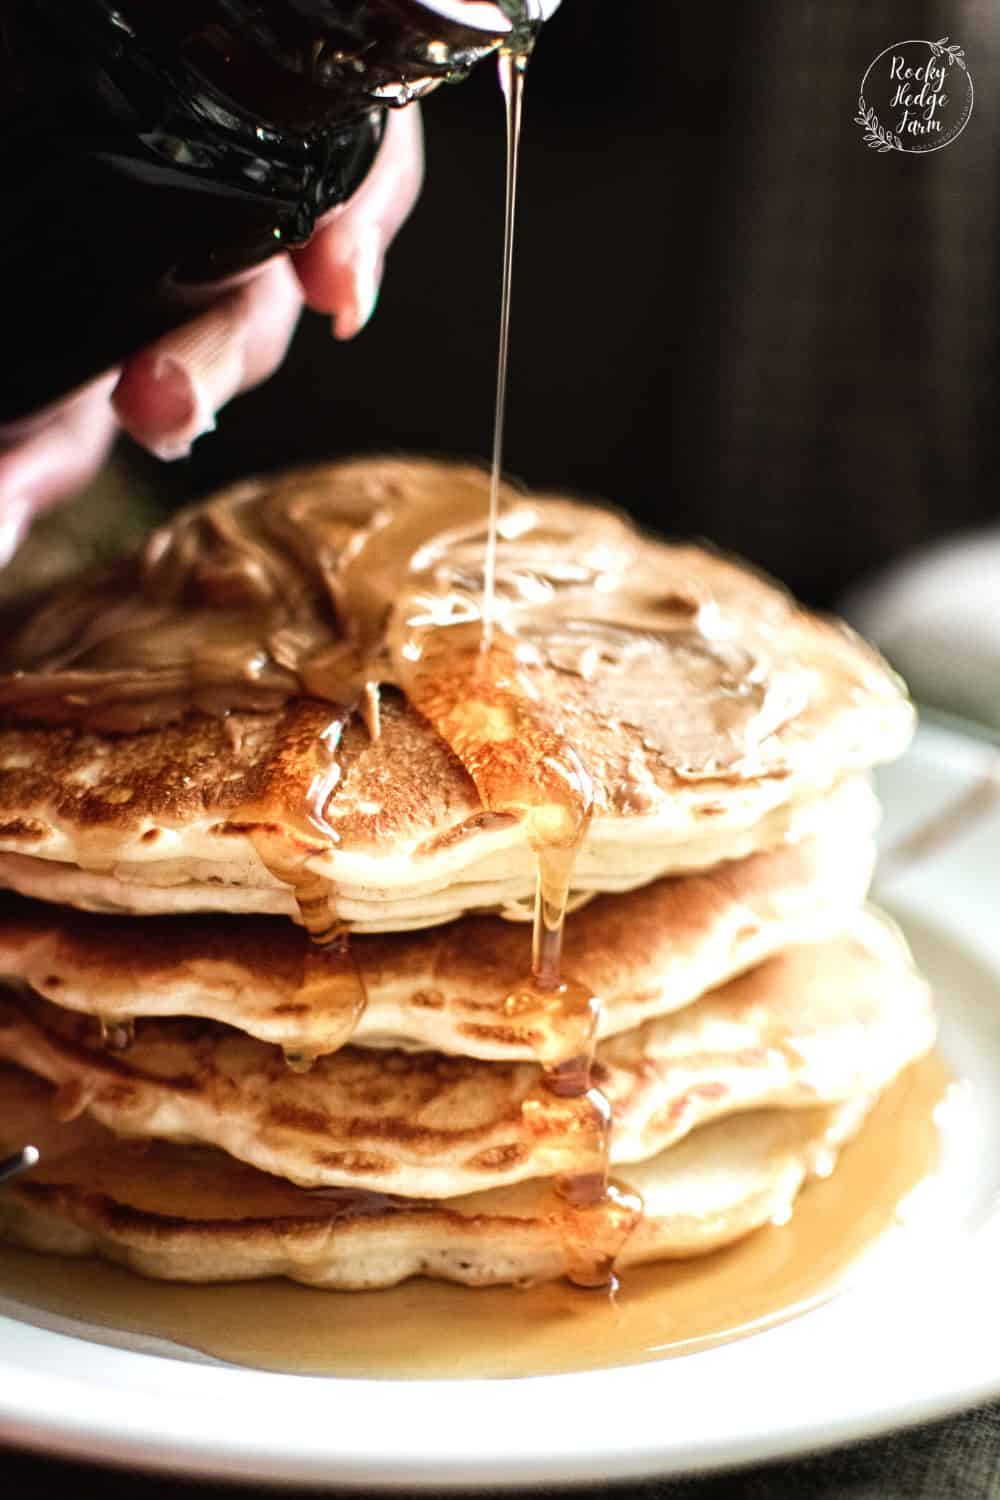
xmin=0 ymin=914 xmax=934 ymax=1198
xmin=0 ymin=1061 xmax=877 ymax=1288
xmin=0 ymin=771 xmax=870 ymax=932
xmin=0 ymin=809 xmax=876 ymax=1059
xmin=0 ymin=458 xmax=913 ymax=932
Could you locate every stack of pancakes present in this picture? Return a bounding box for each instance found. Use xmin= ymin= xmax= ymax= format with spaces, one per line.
xmin=0 ymin=459 xmax=932 ymax=1290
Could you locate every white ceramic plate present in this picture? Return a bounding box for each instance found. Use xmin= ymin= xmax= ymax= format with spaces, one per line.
xmin=1 ymin=719 xmax=999 ymax=1489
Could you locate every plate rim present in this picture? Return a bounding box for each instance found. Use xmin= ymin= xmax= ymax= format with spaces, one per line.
xmin=1 ymin=719 xmax=998 ymax=1489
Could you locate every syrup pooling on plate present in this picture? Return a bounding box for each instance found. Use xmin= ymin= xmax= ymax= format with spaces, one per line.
xmin=0 ymin=1054 xmax=952 ymax=1372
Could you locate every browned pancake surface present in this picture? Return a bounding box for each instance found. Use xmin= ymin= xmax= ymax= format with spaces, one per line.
xmin=0 ymin=691 xmax=477 ymax=850
xmin=0 ymin=460 xmax=912 ymax=931
xmin=0 ymin=1062 xmax=880 ymax=1289
xmin=0 ymin=918 xmax=934 ymax=1198
xmin=0 ymin=822 xmax=874 ymax=1057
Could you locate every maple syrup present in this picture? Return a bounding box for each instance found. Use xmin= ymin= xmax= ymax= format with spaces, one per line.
xmin=482 ymin=44 xmax=529 ymax=651
xmin=231 ymin=705 xmax=370 ymax=1065
xmin=390 ymin=32 xmax=639 ymax=1275
xmin=0 ymin=1053 xmax=952 ymax=1378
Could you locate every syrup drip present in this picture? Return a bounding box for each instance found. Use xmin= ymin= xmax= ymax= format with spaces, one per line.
xmin=281 ymin=938 xmax=367 ymax=1073
xmin=237 ymin=710 xmax=348 ymax=941
xmin=230 ymin=707 xmax=368 ymax=1067
xmin=520 ymin=864 xmax=643 ymax=1289
xmin=388 ymin=659 xmax=638 ymax=1283
xmin=97 ymin=1016 xmax=135 ymax=1051
xmin=390 ymin=610 xmax=643 ymax=1284
xmin=381 ymin=33 xmax=643 ymax=1286
xmin=482 ymin=28 xmax=640 ymax=1287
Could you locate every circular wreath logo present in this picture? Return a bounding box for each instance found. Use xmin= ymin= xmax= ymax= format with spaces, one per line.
xmin=856 ymin=37 xmax=973 ymax=153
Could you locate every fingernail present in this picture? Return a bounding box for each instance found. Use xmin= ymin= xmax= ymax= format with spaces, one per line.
xmin=142 ymin=358 xmax=215 ymax=461
xmin=143 ymin=308 xmax=245 ymax=460
xmin=0 ymin=496 xmax=34 ymax=567
xmin=332 ymin=228 xmax=383 ymax=341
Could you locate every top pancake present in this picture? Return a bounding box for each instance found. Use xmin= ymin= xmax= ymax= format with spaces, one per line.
xmin=0 ymin=458 xmax=913 ymax=930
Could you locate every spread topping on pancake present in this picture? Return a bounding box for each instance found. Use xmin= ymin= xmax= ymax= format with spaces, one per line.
xmin=0 ymin=460 xmax=808 ymax=785
xmin=0 ymin=456 xmax=915 ymax=1288
xmin=0 ymin=462 xmax=513 ymax=732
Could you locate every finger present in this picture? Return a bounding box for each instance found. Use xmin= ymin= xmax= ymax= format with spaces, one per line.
xmin=0 ymin=377 xmax=119 ymax=565
xmin=112 ymin=257 xmax=303 ymax=461
xmin=292 ymin=105 xmax=424 ymax=339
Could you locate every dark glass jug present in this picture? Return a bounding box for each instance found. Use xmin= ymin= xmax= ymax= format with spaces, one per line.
xmin=0 ymin=0 xmax=544 ymax=425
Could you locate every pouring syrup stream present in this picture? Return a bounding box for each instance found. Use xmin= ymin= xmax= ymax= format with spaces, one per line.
xmin=482 ymin=44 xmax=528 ymax=652
xmin=478 ymin=26 xmax=643 ymax=1286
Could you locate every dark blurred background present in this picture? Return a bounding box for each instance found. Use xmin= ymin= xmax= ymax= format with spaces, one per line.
xmin=47 ymin=0 xmax=1000 ymax=609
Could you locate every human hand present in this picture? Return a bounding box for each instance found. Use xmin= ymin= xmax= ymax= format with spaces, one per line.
xmin=0 ymin=106 xmax=424 ymax=564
